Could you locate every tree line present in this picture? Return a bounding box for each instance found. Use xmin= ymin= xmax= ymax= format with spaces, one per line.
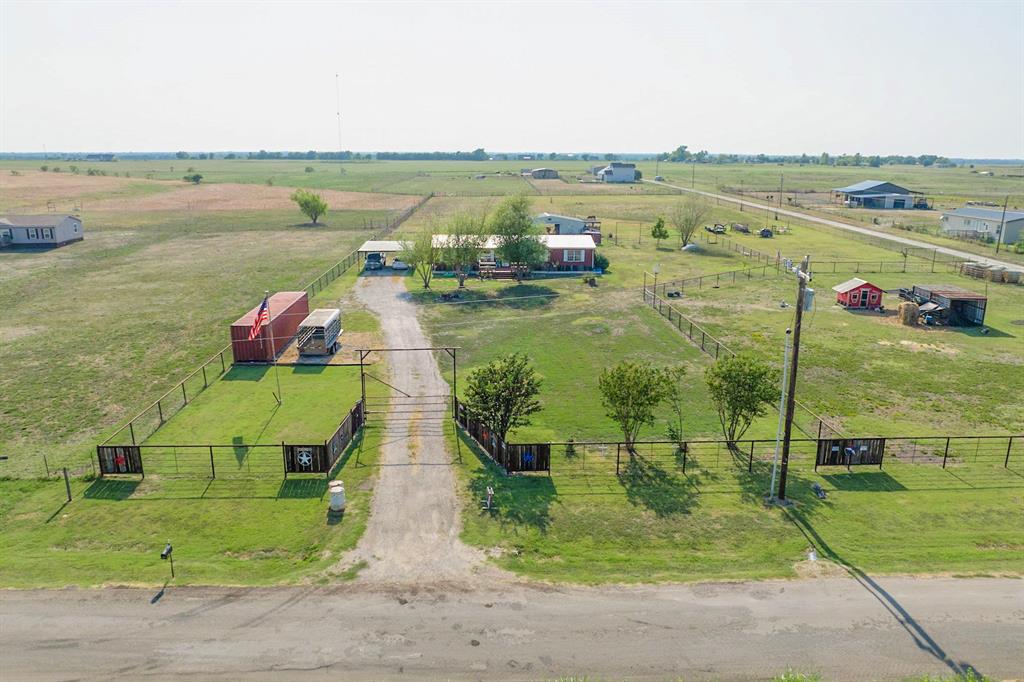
xmin=658 ymin=145 xmax=953 ymax=167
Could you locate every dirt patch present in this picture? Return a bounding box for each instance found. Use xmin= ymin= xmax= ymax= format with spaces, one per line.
xmin=1 ymin=170 xmax=420 ymax=214
xmin=86 ymin=182 xmax=420 ymax=213
xmin=877 ymin=339 xmax=960 ymax=355
xmin=275 ymin=331 xmax=377 ymax=365
xmin=0 ymin=326 xmax=45 ymax=342
xmin=792 ymin=559 xmax=848 ymax=579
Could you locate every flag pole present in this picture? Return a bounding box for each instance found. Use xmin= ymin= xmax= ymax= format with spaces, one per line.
xmin=265 ymin=290 xmax=282 ymax=404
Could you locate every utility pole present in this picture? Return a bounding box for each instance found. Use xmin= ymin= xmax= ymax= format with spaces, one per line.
xmin=769 ymin=329 xmax=792 ymax=499
xmin=777 ymin=255 xmax=811 ymax=501
xmin=691 ymin=162 xmax=695 ymax=188
xmin=995 ymin=195 xmax=1009 ymax=254
xmin=776 ymin=173 xmax=783 ymax=219
xmin=739 ymin=180 xmax=744 ymax=212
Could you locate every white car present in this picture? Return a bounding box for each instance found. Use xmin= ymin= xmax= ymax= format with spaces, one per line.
xmin=390 ymin=259 xmax=409 ymax=271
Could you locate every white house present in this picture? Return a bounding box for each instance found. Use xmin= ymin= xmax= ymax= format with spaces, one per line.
xmin=432 ymin=233 xmax=597 ymax=269
xmin=0 ymin=214 xmax=84 ymax=248
xmin=940 ymin=207 xmax=1024 ymax=245
xmin=596 ymin=162 xmax=638 ymax=183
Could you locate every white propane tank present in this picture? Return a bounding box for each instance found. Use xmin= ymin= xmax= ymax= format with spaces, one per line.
xmin=328 ymin=480 xmax=346 ymax=512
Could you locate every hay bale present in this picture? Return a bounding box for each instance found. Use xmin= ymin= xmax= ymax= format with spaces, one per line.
xmin=1002 ymin=270 xmax=1021 ymax=284
xmin=898 ymin=301 xmax=919 ymax=326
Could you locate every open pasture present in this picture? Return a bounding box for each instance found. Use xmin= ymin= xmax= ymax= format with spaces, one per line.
xmin=0 ymin=206 xmax=389 ymax=476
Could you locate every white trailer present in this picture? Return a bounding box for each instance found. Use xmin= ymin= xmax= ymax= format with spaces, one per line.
xmin=297 ymin=309 xmax=342 ymax=355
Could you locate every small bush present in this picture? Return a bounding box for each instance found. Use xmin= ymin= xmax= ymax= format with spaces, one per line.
xmin=305 ymin=166 xmax=314 ymax=173
xmin=39 ymin=165 xmax=48 ymax=171
xmin=594 ymin=252 xmax=610 ymax=271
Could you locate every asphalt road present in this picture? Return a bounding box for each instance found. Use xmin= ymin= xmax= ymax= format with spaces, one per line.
xmin=647 ymin=180 xmax=1022 ymax=270
xmin=2 ymin=577 xmax=1022 ymax=680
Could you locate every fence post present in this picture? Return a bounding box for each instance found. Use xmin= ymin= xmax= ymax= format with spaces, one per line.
xmin=616 ymin=443 xmax=620 ymax=476
xmin=220 ymin=351 xmax=226 ymax=373
xmin=129 ymin=421 xmax=136 ymax=445
xmin=1006 ymin=436 xmax=1014 ymax=468
xmin=942 ymin=437 xmax=950 ymax=468
xmin=63 ymin=467 xmax=72 ymax=502
xmin=182 ymin=382 xmax=188 ymax=405
xmin=282 ymin=442 xmax=288 ymax=478
xmin=682 ymin=449 xmax=687 ymax=474
xmin=748 ymin=441 xmax=754 ymax=472
xmin=202 ymin=365 xmax=208 ymax=388
xmin=209 ymin=445 xmax=216 ymax=479
xmin=157 ymin=400 xmax=164 ymax=424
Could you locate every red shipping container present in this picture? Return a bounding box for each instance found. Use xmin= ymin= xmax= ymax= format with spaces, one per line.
xmin=230 ymin=292 xmax=309 ymax=363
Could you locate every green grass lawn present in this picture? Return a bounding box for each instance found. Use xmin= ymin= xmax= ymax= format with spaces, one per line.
xmin=0 ymin=418 xmax=384 ymax=587
xmin=453 ymin=422 xmax=1024 ymax=584
xmin=145 ymin=364 xmax=362 ymax=445
xmin=672 ymin=271 xmax=1024 ymax=435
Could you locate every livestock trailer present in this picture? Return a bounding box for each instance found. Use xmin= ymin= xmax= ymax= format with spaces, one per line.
xmin=297 ymin=308 xmax=342 ymax=355
xmin=230 ymin=291 xmax=309 ymax=362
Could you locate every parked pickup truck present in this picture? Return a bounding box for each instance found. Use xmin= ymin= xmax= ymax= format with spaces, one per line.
xmin=364 ymin=252 xmax=385 ymax=270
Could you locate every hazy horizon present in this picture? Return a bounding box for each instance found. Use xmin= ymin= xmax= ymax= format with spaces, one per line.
xmin=2 ymin=0 xmax=1022 ymax=158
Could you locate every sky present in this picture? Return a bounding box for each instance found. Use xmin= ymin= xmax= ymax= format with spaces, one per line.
xmin=2 ymin=0 xmax=1022 ymax=158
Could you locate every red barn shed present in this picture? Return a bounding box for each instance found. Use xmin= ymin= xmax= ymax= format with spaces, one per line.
xmin=230 ymin=291 xmax=309 ymax=363
xmin=832 ymin=278 xmax=884 ymax=309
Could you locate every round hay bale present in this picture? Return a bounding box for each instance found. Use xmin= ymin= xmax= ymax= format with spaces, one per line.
xmin=898 ymin=301 xmax=919 ymax=326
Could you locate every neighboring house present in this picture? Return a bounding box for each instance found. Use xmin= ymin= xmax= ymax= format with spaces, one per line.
xmin=832 ymin=180 xmax=924 ymax=209
xmin=432 ymin=234 xmax=597 ymax=270
xmin=533 ymin=212 xmax=587 ymax=234
xmin=940 ymin=207 xmax=1024 ymax=245
xmin=530 ymin=168 xmax=559 ymax=179
xmin=0 ymin=214 xmax=84 ymax=248
xmin=831 ymin=278 xmax=884 ymax=309
xmin=596 ymin=162 xmax=639 ymax=183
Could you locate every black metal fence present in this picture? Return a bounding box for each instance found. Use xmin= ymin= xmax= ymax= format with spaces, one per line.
xmin=640 ymin=285 xmax=843 ymax=440
xmin=455 ymin=399 xmax=550 ymax=473
xmin=536 ymin=434 xmax=1020 ymax=480
xmin=101 ymin=346 xmax=232 ymax=446
xmin=99 ymin=400 xmax=366 ymax=479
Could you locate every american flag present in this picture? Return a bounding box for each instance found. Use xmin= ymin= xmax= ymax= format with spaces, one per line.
xmin=248 ymin=296 xmax=270 ymax=340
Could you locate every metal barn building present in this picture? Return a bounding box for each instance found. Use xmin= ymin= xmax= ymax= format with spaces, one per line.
xmin=596 ymin=162 xmax=639 ymax=183
xmin=832 ymin=181 xmax=924 ymax=209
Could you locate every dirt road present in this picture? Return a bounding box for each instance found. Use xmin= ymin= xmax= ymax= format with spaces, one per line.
xmin=3 ymin=577 xmax=1022 ymax=680
xmin=647 ymin=180 xmax=1022 ymax=270
xmin=345 ymin=273 xmax=490 ymax=586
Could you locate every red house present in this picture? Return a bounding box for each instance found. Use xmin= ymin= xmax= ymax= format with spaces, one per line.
xmin=832 ymin=278 xmax=884 ymax=309
xmin=540 ymin=234 xmax=596 ymax=270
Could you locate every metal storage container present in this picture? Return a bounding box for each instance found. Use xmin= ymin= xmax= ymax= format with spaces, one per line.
xmin=297 ymin=308 xmax=342 ymax=356
xmin=230 ymin=291 xmax=309 ymax=363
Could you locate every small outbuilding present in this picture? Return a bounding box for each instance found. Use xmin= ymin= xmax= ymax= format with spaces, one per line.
xmin=0 ymin=214 xmax=84 ymax=248
xmin=899 ymin=284 xmax=987 ymax=326
xmin=832 ymin=278 xmax=884 ymax=309
xmin=530 ymin=168 xmax=559 ymax=179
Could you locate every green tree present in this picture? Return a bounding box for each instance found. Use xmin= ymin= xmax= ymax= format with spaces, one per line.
xmin=704 ymin=353 xmax=779 ymax=444
xmin=651 ymin=217 xmax=670 ymax=248
xmin=401 ymin=230 xmax=440 ymax=289
xmin=463 ymin=353 xmax=542 ymax=441
xmin=598 ymin=361 xmax=672 ymax=451
xmin=175 ymin=151 xmax=190 ymax=159
xmin=182 ymin=173 xmax=203 ymax=184
xmin=670 ymin=196 xmax=710 ymax=247
xmin=663 ymin=365 xmax=688 ymax=453
xmin=489 ymin=194 xmax=547 ymax=280
xmin=441 ymin=213 xmax=485 ymax=288
xmin=290 ymin=188 xmax=328 ymax=224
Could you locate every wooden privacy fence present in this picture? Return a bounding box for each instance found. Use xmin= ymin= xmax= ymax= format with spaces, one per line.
xmin=98 ymin=400 xmax=365 ymax=479
xmin=454 ymin=399 xmax=550 ymax=473
xmin=640 ymin=285 xmax=844 ymax=440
